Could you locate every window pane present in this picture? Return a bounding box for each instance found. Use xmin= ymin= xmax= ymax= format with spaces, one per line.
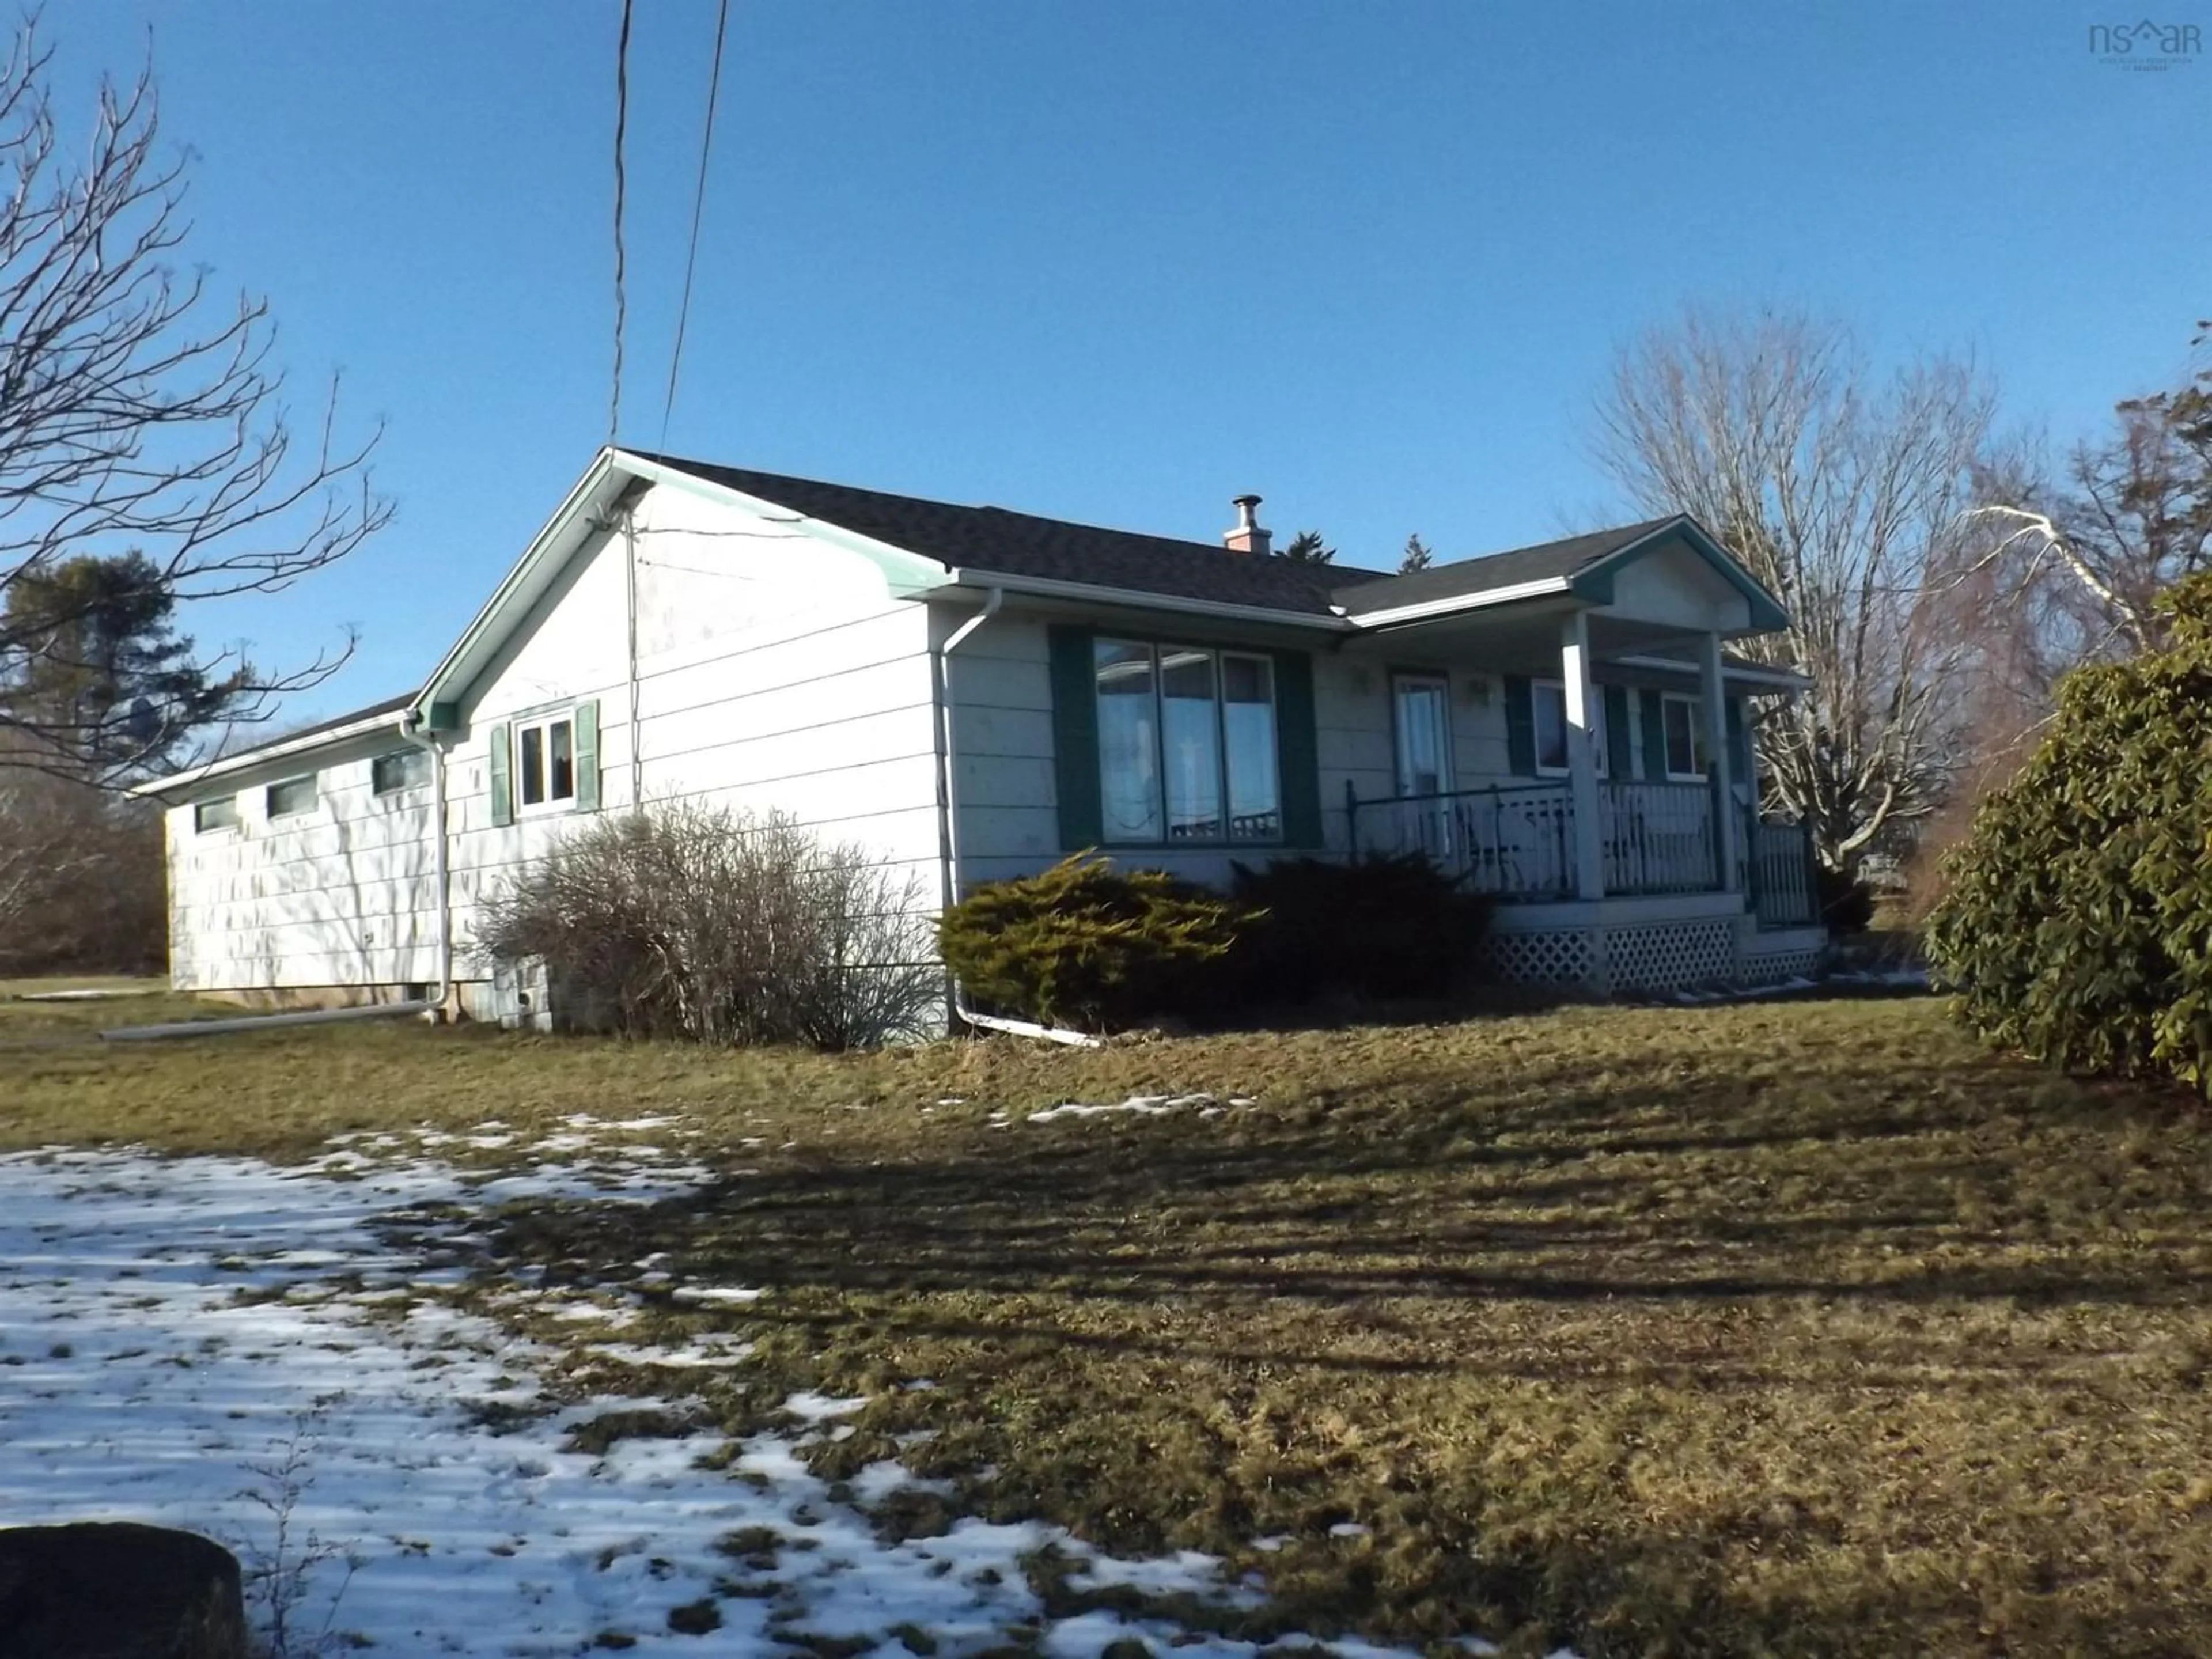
xmin=1094 ymin=641 xmax=1162 ymax=842
xmin=1224 ymin=655 xmax=1279 ymax=839
xmin=1535 ymin=687 xmax=1569 ymax=771
xmin=267 ymin=775 xmax=317 ymax=818
xmin=372 ymin=749 xmax=427 ymax=795
xmin=1664 ymin=699 xmax=1700 ymax=777
xmin=195 ymin=797 xmax=237 ymax=833
xmin=548 ymin=719 xmax=575 ymax=801
xmin=1159 ymin=649 xmax=1221 ymax=840
xmin=520 ymin=726 xmax=545 ymax=806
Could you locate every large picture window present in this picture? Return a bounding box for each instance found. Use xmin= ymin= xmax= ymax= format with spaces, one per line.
xmin=1094 ymin=639 xmax=1281 ymax=843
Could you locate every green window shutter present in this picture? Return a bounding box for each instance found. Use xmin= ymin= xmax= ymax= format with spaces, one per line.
xmin=1726 ymin=696 xmax=1751 ymax=784
xmin=1639 ymin=690 xmax=1668 ymax=782
xmin=1272 ymin=649 xmax=1323 ymax=849
xmin=572 ymin=699 xmax=601 ymax=811
xmin=1503 ymin=675 xmax=1536 ymax=776
xmin=488 ymin=723 xmax=513 ymax=827
xmin=1047 ymin=624 xmax=1101 ymax=849
xmin=1603 ymin=685 xmax=1631 ymax=779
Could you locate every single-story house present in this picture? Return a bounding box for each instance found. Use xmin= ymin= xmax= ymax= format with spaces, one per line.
xmin=137 ymin=448 xmax=1824 ymax=1017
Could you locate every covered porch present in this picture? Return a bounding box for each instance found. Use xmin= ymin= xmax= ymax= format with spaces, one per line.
xmin=1326 ymin=517 xmax=1824 ymax=966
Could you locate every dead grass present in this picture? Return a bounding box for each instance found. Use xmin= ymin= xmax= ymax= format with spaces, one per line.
xmin=10 ymin=990 xmax=2212 ymax=1655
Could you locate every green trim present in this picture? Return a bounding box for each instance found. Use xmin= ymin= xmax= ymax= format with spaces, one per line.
xmin=1567 ymin=517 xmax=1792 ymax=632
xmin=424 ymin=701 xmax=460 ymax=733
xmin=1503 ymin=675 xmax=1536 ymax=776
xmin=1603 ymin=685 xmax=1631 ymax=779
xmin=488 ymin=723 xmax=513 ymax=827
xmin=1047 ymin=625 xmax=1102 ymax=850
xmin=1639 ymin=688 xmax=1669 ymax=783
xmin=1273 ymin=649 xmax=1323 ymax=850
xmin=573 ymin=699 xmax=601 ymax=812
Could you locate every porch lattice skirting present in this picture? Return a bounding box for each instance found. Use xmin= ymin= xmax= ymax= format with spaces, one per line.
xmin=1484 ymin=916 xmax=1820 ymax=995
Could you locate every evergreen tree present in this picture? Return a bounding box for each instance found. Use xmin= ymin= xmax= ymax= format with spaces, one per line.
xmin=1399 ymin=534 xmax=1434 ymax=573
xmin=0 ymin=553 xmax=249 ymax=779
xmin=1278 ymin=530 xmax=1335 ymax=565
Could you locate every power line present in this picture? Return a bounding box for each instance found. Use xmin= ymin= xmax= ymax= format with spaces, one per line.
xmin=661 ymin=0 xmax=731 ymax=449
xmin=609 ymin=0 xmax=635 ymax=446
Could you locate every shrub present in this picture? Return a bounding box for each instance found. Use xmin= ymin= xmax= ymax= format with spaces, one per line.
xmin=1815 ymin=865 xmax=1875 ymax=935
xmin=1224 ymin=854 xmax=1493 ymax=1005
xmin=1926 ymin=572 xmax=2212 ymax=1096
xmin=476 ymin=802 xmax=938 ymax=1049
xmin=936 ymin=853 xmax=1249 ymax=1032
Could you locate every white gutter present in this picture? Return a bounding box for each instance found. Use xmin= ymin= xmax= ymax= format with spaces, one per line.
xmin=104 ymin=711 xmax=456 ymax=1042
xmin=131 ymin=708 xmax=409 ymax=798
xmin=941 ymin=568 xmax=1352 ymax=634
xmin=1609 ymin=653 xmax=1812 ymax=691
xmin=1337 ymin=575 xmax=1575 ymax=630
xmin=927 ymin=588 xmax=1103 ymax=1048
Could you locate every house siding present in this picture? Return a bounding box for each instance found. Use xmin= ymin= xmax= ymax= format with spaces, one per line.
xmin=164 ymin=733 xmax=442 ymax=996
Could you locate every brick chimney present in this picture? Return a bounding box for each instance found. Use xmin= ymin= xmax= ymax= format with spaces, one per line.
xmin=1224 ymin=494 xmax=1271 ymax=556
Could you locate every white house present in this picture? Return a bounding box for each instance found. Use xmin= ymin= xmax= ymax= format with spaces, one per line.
xmin=138 ymin=448 xmax=1825 ymax=1017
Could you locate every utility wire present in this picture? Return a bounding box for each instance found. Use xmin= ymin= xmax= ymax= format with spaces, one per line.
xmin=609 ymin=0 xmax=635 ymax=445
xmin=661 ymin=0 xmax=731 ymax=449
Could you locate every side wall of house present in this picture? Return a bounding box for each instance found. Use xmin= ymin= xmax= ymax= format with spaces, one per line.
xmin=441 ymin=479 xmax=940 ymax=1010
xmin=164 ymin=733 xmax=442 ymax=997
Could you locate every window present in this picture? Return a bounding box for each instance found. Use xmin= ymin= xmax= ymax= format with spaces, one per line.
xmin=1532 ymin=681 xmax=1607 ymax=777
xmin=1094 ymin=639 xmax=1280 ymax=843
xmin=371 ymin=748 xmax=430 ymax=796
xmin=194 ymin=796 xmax=238 ymax=834
xmin=266 ymin=775 xmax=317 ymax=819
xmin=1660 ymin=694 xmax=1706 ymax=780
xmin=516 ymin=714 xmax=575 ymax=811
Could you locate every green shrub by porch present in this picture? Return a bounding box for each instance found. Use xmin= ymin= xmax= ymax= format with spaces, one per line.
xmin=1926 ymin=573 xmax=2212 ymax=1096
xmin=1225 ymin=854 xmax=1494 ymax=1005
xmin=938 ymin=853 xmax=1251 ymax=1032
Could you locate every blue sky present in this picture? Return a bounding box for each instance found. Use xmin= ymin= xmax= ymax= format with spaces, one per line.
xmin=51 ymin=1 xmax=2208 ymax=722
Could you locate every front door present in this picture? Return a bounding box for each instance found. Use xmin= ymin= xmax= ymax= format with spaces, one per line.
xmin=1392 ymin=674 xmax=1453 ymax=857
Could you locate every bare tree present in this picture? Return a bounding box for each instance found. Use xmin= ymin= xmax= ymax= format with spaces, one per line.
xmin=0 ymin=17 xmax=389 ymax=786
xmin=1590 ymin=306 xmax=2000 ymax=873
xmin=1965 ymin=350 xmax=2210 ymax=660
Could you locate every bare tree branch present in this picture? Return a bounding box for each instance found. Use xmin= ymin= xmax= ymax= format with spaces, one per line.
xmin=0 ymin=16 xmax=390 ymax=786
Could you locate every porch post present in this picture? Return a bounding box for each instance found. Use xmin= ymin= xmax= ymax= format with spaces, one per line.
xmin=1560 ymin=611 xmax=1604 ymax=900
xmin=1699 ymin=630 xmax=1741 ymax=893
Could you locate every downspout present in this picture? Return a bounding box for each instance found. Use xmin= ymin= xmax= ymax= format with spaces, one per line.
xmin=623 ymin=498 xmax=643 ymax=810
xmin=103 ymin=714 xmax=455 ymax=1043
xmin=929 ymin=589 xmax=1094 ymax=1047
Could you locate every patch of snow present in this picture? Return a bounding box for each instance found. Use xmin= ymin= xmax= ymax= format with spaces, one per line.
xmin=1025 ymin=1093 xmax=1228 ymax=1124
xmin=0 ymin=1140 xmax=1562 ymax=1658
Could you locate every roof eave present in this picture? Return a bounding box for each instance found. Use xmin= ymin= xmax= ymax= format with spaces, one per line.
xmin=129 ymin=709 xmax=414 ymax=800
xmin=1569 ymin=516 xmax=1793 ymax=632
xmin=1338 ymin=576 xmax=1576 ymax=630
xmin=941 ymin=568 xmax=1354 ymax=631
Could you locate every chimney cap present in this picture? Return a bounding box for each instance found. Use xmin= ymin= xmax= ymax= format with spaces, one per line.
xmin=1232 ymin=493 xmax=1262 ymax=527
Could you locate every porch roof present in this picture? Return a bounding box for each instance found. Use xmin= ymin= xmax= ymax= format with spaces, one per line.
xmin=1333 ymin=515 xmax=1790 ymax=633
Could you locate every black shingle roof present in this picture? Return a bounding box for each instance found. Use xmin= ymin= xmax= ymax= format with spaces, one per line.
xmin=641 ymin=454 xmax=1709 ymax=624
xmin=637 ymin=453 xmax=1389 ymax=616
xmin=1330 ymin=518 xmax=1683 ymax=613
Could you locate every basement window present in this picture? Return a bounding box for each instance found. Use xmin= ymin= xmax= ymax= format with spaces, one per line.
xmin=194 ymin=796 xmax=238 ymax=834
xmin=372 ymin=748 xmax=431 ymax=796
xmin=266 ymin=774 xmax=319 ymax=819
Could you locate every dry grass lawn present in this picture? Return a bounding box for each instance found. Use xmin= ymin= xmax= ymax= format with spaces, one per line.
xmin=7 ymin=989 xmax=2211 ymax=1656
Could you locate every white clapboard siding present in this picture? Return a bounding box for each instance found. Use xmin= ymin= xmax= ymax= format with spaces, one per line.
xmin=164 ymin=736 xmax=446 ymax=992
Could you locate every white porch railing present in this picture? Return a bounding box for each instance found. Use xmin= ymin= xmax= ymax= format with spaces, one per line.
xmin=1346 ymin=781 xmax=1580 ymax=900
xmin=1346 ymin=779 xmax=1816 ymax=914
xmin=1744 ymin=814 xmax=1819 ymax=929
xmin=1598 ymin=781 xmax=1719 ymax=896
